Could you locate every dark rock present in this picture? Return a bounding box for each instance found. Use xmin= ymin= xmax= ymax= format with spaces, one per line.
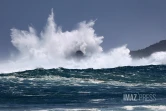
xmin=75 ymin=50 xmax=84 ymax=58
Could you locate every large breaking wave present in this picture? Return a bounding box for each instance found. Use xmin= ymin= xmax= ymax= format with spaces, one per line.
xmin=0 ymin=9 xmax=166 ymax=73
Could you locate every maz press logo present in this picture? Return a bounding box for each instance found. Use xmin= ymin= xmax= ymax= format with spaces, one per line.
xmin=123 ymin=93 xmax=156 ymax=102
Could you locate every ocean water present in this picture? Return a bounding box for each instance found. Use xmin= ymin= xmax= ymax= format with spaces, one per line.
xmin=1 ymin=9 xmax=166 ymax=111
xmin=0 ymin=65 xmax=166 ymax=111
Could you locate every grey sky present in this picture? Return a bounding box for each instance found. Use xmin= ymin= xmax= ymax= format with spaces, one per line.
xmin=0 ymin=0 xmax=166 ymax=59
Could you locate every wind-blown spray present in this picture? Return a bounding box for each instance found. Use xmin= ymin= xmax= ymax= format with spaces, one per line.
xmin=0 ymin=9 xmax=166 ymax=73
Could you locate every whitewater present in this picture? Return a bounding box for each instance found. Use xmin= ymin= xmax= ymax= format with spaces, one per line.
xmin=0 ymin=9 xmax=166 ymax=73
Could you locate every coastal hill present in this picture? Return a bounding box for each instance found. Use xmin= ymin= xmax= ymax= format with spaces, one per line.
xmin=130 ymin=40 xmax=166 ymax=58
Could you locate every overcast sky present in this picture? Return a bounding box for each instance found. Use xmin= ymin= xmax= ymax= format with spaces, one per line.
xmin=0 ymin=0 xmax=166 ymax=58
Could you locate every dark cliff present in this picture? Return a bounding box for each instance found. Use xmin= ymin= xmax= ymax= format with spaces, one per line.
xmin=130 ymin=40 xmax=166 ymax=58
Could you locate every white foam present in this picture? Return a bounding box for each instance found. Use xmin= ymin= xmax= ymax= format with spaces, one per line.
xmin=123 ymin=105 xmax=166 ymax=111
xmin=33 ymin=108 xmax=101 ymax=111
xmin=0 ymin=9 xmax=166 ymax=73
xmin=2 ymin=74 xmax=166 ymax=87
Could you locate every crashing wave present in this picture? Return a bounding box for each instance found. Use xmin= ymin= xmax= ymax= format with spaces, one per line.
xmin=0 ymin=9 xmax=166 ymax=73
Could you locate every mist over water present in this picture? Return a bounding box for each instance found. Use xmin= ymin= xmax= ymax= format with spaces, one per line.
xmin=0 ymin=9 xmax=166 ymax=73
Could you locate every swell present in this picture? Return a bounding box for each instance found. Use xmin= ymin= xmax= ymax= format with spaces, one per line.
xmin=0 ymin=65 xmax=166 ymax=106
xmin=1 ymin=65 xmax=166 ymax=84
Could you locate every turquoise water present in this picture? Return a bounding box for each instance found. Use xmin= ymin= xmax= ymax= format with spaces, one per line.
xmin=0 ymin=65 xmax=166 ymax=111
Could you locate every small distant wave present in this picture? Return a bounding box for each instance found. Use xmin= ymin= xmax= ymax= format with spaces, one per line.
xmin=123 ymin=105 xmax=166 ymax=111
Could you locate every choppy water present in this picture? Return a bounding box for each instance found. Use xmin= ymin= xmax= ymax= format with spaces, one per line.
xmin=0 ymin=65 xmax=166 ymax=111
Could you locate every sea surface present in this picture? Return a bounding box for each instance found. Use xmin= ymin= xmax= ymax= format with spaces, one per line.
xmin=0 ymin=65 xmax=166 ymax=111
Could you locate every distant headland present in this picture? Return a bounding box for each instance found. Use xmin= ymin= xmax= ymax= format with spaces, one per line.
xmin=130 ymin=40 xmax=166 ymax=58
